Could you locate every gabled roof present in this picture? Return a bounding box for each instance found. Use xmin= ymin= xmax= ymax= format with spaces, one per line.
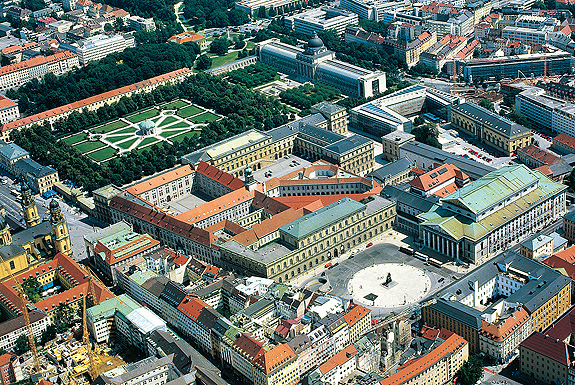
xmin=125 ymin=165 xmax=194 ymax=195
xmin=553 ymin=133 xmax=575 ymax=149
xmin=232 ymin=333 xmax=263 ymax=360
xmin=552 ymin=245 xmax=575 ymax=264
xmin=253 ymin=343 xmax=296 ymax=374
xmin=318 ymin=344 xmax=357 ymax=375
xmin=410 ymin=163 xmax=467 ymax=197
xmin=479 ymin=307 xmax=529 ymax=342
xmin=177 ymin=295 xmax=208 ymax=322
xmin=520 ymin=332 xmax=572 ymax=366
xmin=195 ymin=161 xmax=244 ymax=190
xmin=518 ymin=144 xmax=562 ymax=166
xmin=344 ymin=303 xmax=371 ymax=328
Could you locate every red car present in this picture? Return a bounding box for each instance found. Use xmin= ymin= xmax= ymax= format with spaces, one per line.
xmin=325 ymin=262 xmax=333 ymax=268
xmin=366 ymin=242 xmax=373 ymax=247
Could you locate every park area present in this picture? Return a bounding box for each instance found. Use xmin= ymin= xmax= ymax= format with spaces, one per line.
xmin=60 ymin=99 xmax=221 ymax=163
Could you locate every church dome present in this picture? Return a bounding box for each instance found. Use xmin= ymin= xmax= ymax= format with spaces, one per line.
xmin=21 ymin=181 xmax=30 ymax=194
xmin=308 ymin=32 xmax=324 ymax=48
xmin=0 ymin=213 xmax=6 ymax=230
xmin=49 ymin=199 xmax=60 ymax=210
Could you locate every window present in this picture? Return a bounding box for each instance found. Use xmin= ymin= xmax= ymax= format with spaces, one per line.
xmin=9 ymin=261 xmax=14 ymax=270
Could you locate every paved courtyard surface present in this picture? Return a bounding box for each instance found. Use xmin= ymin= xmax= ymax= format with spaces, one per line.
xmin=349 ymin=263 xmax=431 ymax=308
xmin=299 ymin=230 xmax=466 ymax=318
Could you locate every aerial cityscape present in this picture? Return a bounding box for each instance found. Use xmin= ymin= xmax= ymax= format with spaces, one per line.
xmin=0 ymin=0 xmax=575 ymax=384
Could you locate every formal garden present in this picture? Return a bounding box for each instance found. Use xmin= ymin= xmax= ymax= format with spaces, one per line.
xmin=60 ymin=99 xmax=221 ymax=164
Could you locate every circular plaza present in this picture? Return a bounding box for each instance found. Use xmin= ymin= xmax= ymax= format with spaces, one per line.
xmin=348 ymin=263 xmax=431 ymax=308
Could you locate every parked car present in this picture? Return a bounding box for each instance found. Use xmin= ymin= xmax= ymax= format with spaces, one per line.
xmin=366 ymin=242 xmax=373 ymax=247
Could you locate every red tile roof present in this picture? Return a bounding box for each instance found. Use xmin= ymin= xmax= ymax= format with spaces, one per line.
xmin=195 ymin=161 xmax=244 ymax=190
xmin=1 ymin=68 xmax=192 ymax=133
xmin=554 ymin=133 xmax=575 ymax=150
xmin=126 ymin=165 xmax=194 ymax=195
xmin=253 ymin=343 xmax=296 ymax=375
xmin=344 ymin=302 xmax=371 ymax=328
xmin=380 ymin=334 xmax=467 ymax=385
xmin=0 ymin=353 xmax=12 ymax=366
xmin=552 ymin=245 xmax=575 ymax=264
xmin=232 ymin=333 xmax=264 ymax=360
xmin=0 ymin=51 xmax=76 ymax=77
xmin=169 ymin=31 xmax=206 ymax=44
xmin=318 ymin=344 xmax=357 ymax=375
xmin=230 ymin=208 xmax=304 ymax=246
xmin=94 ymin=233 xmax=160 ymax=265
xmin=480 ymin=307 xmax=529 ymax=342
xmin=0 ymin=95 xmax=16 ymax=110
xmin=520 ymin=332 xmax=570 ymax=365
xmin=518 ymin=144 xmax=562 ymax=166
xmin=177 ymin=295 xmax=209 ymax=321
xmin=541 ymin=306 xmax=575 ymax=341
xmin=410 ymin=163 xmax=467 ymax=197
xmin=542 ymin=255 xmax=575 ymax=280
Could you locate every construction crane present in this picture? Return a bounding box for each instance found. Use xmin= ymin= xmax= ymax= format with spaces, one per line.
xmin=82 ymin=290 xmax=97 ymax=381
xmin=0 ymin=257 xmax=41 ymax=373
xmin=81 ymin=265 xmax=103 ymax=307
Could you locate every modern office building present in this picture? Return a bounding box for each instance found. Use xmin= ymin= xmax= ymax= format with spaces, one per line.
xmin=340 ymin=0 xmax=409 ymax=21
xmin=127 ymin=15 xmax=156 ymax=32
xmin=456 ymin=51 xmax=574 ymax=82
xmin=516 ymin=87 xmax=575 ymax=137
xmin=235 ymin=0 xmax=299 ymax=14
xmin=451 ymin=102 xmax=532 ymax=156
xmin=285 ymin=7 xmax=358 ymax=36
xmin=0 ymin=51 xmax=78 ymax=92
xmin=501 ymin=26 xmax=550 ymax=45
xmin=61 ymin=33 xmax=135 ymax=65
xmin=350 ymin=84 xmax=462 ymax=137
xmin=422 ymin=252 xmax=571 ymax=358
xmin=256 ymin=34 xmax=386 ymax=98
xmin=418 ymin=165 xmax=567 ymax=263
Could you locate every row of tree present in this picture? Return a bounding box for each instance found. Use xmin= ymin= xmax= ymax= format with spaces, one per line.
xmin=182 ymin=0 xmax=248 ymax=28
xmin=11 ymin=73 xmax=289 ymax=192
xmin=7 ymin=42 xmax=200 ymax=114
xmin=279 ymin=83 xmax=341 ymax=112
xmin=227 ymin=63 xmax=278 ymax=88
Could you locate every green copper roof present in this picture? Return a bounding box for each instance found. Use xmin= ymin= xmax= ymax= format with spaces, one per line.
xmin=442 ymin=165 xmax=541 ymax=215
xmin=87 ymin=294 xmax=140 ymax=321
xmin=280 ymin=197 xmax=364 ymax=240
xmin=419 ymin=166 xmax=566 ymax=241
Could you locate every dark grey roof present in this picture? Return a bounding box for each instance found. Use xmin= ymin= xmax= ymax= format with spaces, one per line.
xmin=14 ymin=158 xmax=57 ymax=178
xmin=196 ymin=307 xmax=221 ymax=330
xmin=369 ymin=157 xmax=414 ymax=183
xmin=382 ymin=185 xmax=436 ymax=213
xmin=564 ymin=211 xmax=575 ymax=223
xmin=400 ymin=141 xmax=495 ymax=180
xmin=286 ymin=334 xmax=312 ymax=354
xmin=11 ymin=221 xmax=52 ymax=246
xmin=311 ymin=101 xmax=346 ymax=117
xmin=0 ymin=245 xmax=26 ymax=260
xmin=434 ymin=251 xmax=572 ymax=315
xmin=549 ymin=161 xmax=572 ymax=177
xmin=148 ymin=329 xmax=221 ymax=375
xmin=325 ymin=134 xmax=371 ymax=154
xmin=0 ymin=310 xmax=47 ymax=336
xmin=452 ymin=102 xmax=531 ymax=137
xmin=160 ymin=281 xmax=188 ymax=308
xmin=266 ymin=114 xmax=327 ymax=142
xmin=96 ymin=355 xmax=177 ymax=384
xmin=142 ymin=276 xmax=169 ymax=298
xmin=241 ymin=298 xmax=274 ymax=318
xmin=0 ymin=141 xmax=28 ymax=161
xmin=427 ymin=299 xmax=482 ymax=329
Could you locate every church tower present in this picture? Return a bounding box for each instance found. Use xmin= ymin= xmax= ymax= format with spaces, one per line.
xmin=243 ymin=164 xmax=257 ymax=191
xmin=21 ymin=182 xmax=40 ymax=228
xmin=49 ymin=200 xmax=72 ymax=256
xmin=0 ymin=212 xmax=11 ymax=246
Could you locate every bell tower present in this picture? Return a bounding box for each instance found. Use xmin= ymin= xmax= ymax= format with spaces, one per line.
xmin=21 ymin=182 xmax=40 ymax=228
xmin=49 ymin=200 xmax=72 ymax=256
xmin=0 ymin=212 xmax=11 ymax=246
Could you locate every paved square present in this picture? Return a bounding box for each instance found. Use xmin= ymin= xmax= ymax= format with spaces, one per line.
xmin=348 ymin=263 xmax=431 ymax=308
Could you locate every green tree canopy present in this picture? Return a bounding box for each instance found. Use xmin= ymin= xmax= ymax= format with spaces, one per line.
xmin=457 ymin=356 xmax=484 ymax=385
xmin=478 ymin=98 xmax=495 ymax=112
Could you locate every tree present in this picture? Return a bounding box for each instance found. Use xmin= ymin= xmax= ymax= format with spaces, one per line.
xmin=478 ymin=98 xmax=495 ymax=112
xmin=104 ymin=23 xmax=114 ymax=32
xmin=507 ymin=110 xmax=532 ymax=128
xmin=209 ymin=38 xmax=230 ymax=55
xmin=40 ymin=324 xmax=58 ymax=345
xmin=414 ymin=116 xmax=425 ymax=126
xmin=22 ymin=277 xmax=42 ymax=303
xmin=412 ymin=122 xmax=440 ymax=148
xmin=457 ymin=355 xmax=484 ymax=385
xmin=14 ymin=334 xmax=29 ymax=355
xmin=195 ymin=54 xmax=212 ymax=71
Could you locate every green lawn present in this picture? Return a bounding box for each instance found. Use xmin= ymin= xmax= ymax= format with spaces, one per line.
xmin=91 ymin=120 xmax=128 ymax=134
xmin=171 ymin=131 xmax=200 ymax=142
xmin=162 ymin=100 xmax=189 ymax=110
xmin=166 ymin=122 xmax=193 ymax=129
xmin=62 ymin=133 xmax=86 ymax=145
xmin=74 ymin=140 xmax=106 ymax=153
xmin=138 ymin=137 xmax=159 ymax=148
xmin=107 ymin=134 xmax=134 ymax=144
xmin=160 ymin=129 xmax=188 ymax=138
xmin=158 ymin=116 xmax=179 ymax=127
xmin=190 ymin=112 xmax=220 ymax=123
xmin=87 ymin=147 xmax=116 ymax=161
xmin=114 ymin=126 xmax=138 ymax=135
xmin=209 ymin=51 xmax=239 ymax=69
xmin=126 ymin=109 xmax=160 ymax=123
xmin=117 ymin=138 xmax=139 ymax=150
xmin=177 ymin=105 xmax=203 ymax=118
